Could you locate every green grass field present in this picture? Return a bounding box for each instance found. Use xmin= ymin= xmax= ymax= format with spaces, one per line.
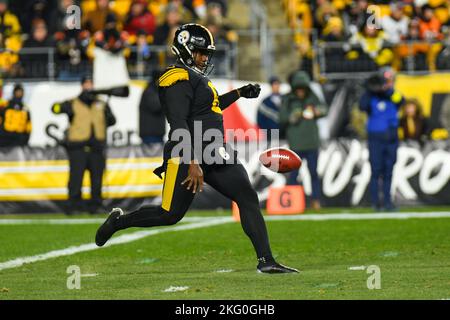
xmin=0 ymin=208 xmax=449 ymax=300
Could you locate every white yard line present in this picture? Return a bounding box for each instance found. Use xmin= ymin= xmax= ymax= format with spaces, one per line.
xmin=0 ymin=217 xmax=232 ymax=272
xmin=263 ymin=212 xmax=450 ymax=221
xmin=0 ymin=216 xmax=225 ymax=225
xmin=1 ymin=211 xmax=450 ymax=225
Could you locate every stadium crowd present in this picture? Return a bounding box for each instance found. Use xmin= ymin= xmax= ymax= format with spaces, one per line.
xmin=0 ymin=0 xmax=237 ymax=79
xmin=284 ymin=0 xmax=450 ymax=73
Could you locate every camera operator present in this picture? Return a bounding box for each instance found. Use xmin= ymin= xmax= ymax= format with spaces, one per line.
xmin=359 ymin=67 xmax=404 ymax=211
xmin=51 ymin=75 xmax=116 ymax=215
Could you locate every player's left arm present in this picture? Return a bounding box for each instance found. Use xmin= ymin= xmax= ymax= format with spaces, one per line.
xmin=219 ymin=83 xmax=261 ymax=110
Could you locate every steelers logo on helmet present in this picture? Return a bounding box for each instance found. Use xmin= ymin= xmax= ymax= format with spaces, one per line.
xmin=177 ymin=30 xmax=190 ymax=45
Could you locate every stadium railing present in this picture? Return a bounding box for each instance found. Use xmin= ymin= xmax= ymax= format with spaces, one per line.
xmin=2 ymin=43 xmax=238 ymax=82
xmin=315 ymin=39 xmax=450 ymax=80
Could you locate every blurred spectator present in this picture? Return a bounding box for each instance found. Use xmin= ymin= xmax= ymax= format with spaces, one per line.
xmin=23 ymin=19 xmax=55 ymax=47
xmin=342 ymin=0 xmax=370 ymax=36
xmin=0 ymin=83 xmax=32 ymax=147
xmin=153 ymin=3 xmax=183 ymax=45
xmin=93 ymin=13 xmax=128 ymax=55
xmin=322 ymin=16 xmax=346 ymax=41
xmin=139 ymin=70 xmax=165 ymax=144
xmin=431 ymin=0 xmax=450 ymax=26
xmin=168 ymin=0 xmax=196 ymax=23
xmin=53 ymin=0 xmax=77 ymax=33
xmin=83 ymin=0 xmax=117 ymax=34
xmin=314 ymin=0 xmax=338 ymax=36
xmin=279 ymin=71 xmax=327 ymax=210
xmin=418 ymin=4 xmax=444 ymax=41
xmin=204 ymin=1 xmax=224 ymax=21
xmin=21 ymin=0 xmax=58 ymax=35
xmin=21 ymin=20 xmax=55 ymax=78
xmin=347 ymin=23 xmax=394 ymax=67
xmin=381 ymin=3 xmax=410 ymax=44
xmin=394 ymin=12 xmax=444 ymax=71
xmin=128 ymin=29 xmax=152 ymax=75
xmin=0 ymin=79 xmax=6 ymax=106
xmin=123 ymin=0 xmax=156 ymax=36
xmin=0 ymin=0 xmax=22 ymax=76
xmin=207 ymin=0 xmax=228 ymax=17
xmin=257 ymin=76 xmax=282 ymax=142
xmin=289 ymin=0 xmax=313 ymax=31
xmin=55 ymin=24 xmax=91 ymax=79
xmin=175 ymin=0 xmax=207 ymax=20
xmin=202 ymin=2 xmax=238 ymax=76
xmin=359 ymin=68 xmax=404 ymax=211
xmin=204 ymin=14 xmax=237 ymax=76
xmin=417 ymin=4 xmax=444 ymax=71
xmin=51 ymin=75 xmax=116 ymax=214
xmin=188 ymin=0 xmax=208 ymax=20
xmin=135 ymin=29 xmax=151 ymax=60
xmin=393 ymin=19 xmax=425 ymax=70
xmin=398 ymin=98 xmax=429 ymax=142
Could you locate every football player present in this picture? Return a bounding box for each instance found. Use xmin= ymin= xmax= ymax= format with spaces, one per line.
xmin=96 ymin=23 xmax=298 ymax=274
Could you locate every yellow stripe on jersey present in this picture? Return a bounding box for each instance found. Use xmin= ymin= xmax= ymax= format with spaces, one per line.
xmin=158 ymin=68 xmax=189 ymax=87
xmin=161 ymin=157 xmax=181 ymax=211
xmin=207 ymin=81 xmax=222 ymax=114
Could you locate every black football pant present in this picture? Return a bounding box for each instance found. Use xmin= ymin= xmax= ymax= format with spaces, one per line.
xmin=67 ymin=145 xmax=105 ymax=212
xmin=116 ymin=158 xmax=273 ymax=260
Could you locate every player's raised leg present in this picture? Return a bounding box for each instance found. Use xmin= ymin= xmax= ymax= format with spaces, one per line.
xmin=95 ymin=158 xmax=195 ymax=246
xmin=204 ymin=163 xmax=299 ymax=273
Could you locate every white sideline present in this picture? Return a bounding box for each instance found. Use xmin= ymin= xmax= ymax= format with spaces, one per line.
xmin=0 ymin=216 xmax=219 ymax=225
xmin=0 ymin=217 xmax=233 ymax=272
xmin=264 ymin=211 xmax=450 ymax=221
xmin=1 ymin=212 xmax=450 ymax=225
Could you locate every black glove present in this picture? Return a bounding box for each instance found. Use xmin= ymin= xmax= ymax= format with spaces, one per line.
xmin=238 ymin=84 xmax=261 ymax=98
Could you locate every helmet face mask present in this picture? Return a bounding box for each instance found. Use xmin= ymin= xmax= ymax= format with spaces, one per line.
xmin=171 ymin=24 xmax=216 ymax=76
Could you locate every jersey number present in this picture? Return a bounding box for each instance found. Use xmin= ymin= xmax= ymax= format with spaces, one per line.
xmin=207 ymin=81 xmax=222 ymax=115
xmin=4 ymin=109 xmax=28 ymax=133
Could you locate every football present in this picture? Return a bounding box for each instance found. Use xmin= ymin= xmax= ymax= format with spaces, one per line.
xmin=259 ymin=148 xmax=302 ymax=173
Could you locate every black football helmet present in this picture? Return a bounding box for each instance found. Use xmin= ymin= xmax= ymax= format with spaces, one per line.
xmin=171 ymin=23 xmax=216 ymax=76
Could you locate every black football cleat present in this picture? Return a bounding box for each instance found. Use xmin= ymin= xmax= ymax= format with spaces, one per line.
xmin=95 ymin=208 xmax=124 ymax=247
xmin=257 ymin=261 xmax=300 ymax=274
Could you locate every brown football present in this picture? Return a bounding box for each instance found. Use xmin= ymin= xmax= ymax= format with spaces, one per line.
xmin=259 ymin=148 xmax=302 ymax=173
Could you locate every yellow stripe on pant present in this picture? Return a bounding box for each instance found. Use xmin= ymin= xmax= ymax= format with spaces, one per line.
xmin=161 ymin=157 xmax=180 ymax=212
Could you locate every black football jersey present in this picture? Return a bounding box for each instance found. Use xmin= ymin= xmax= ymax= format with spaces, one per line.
xmin=157 ymin=64 xmax=239 ymax=164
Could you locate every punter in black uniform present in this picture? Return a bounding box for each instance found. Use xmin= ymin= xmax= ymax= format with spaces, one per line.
xmin=96 ymin=23 xmax=298 ymax=273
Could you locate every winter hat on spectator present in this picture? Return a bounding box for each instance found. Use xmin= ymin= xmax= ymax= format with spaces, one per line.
xmin=289 ymin=71 xmax=311 ymax=90
xmin=105 ymin=13 xmax=117 ymax=25
xmin=323 ymin=16 xmax=343 ymax=35
xmin=81 ymin=74 xmax=93 ymax=85
xmin=268 ymin=76 xmax=280 ymax=85
xmin=13 ymin=83 xmax=23 ymax=94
